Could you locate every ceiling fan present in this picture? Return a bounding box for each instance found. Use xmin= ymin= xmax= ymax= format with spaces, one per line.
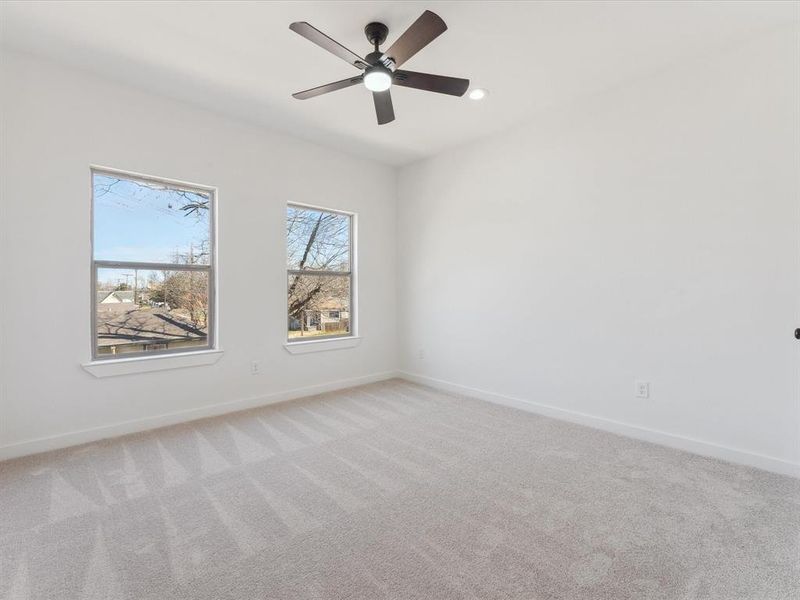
xmin=289 ymin=10 xmax=469 ymax=125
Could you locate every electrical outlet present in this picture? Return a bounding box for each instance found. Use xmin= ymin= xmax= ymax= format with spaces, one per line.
xmin=417 ymin=349 xmax=425 ymax=359
xmin=251 ymin=361 xmax=261 ymax=375
xmin=635 ymin=380 xmax=650 ymax=399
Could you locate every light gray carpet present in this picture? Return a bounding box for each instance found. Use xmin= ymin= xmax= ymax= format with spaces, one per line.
xmin=1 ymin=379 xmax=798 ymax=600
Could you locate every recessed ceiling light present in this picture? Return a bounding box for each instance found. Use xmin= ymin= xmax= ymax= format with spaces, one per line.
xmin=468 ymin=88 xmax=488 ymax=100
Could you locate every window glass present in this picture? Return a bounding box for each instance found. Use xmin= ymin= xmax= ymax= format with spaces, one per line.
xmin=92 ymin=170 xmax=214 ymax=359
xmin=93 ymin=174 xmax=211 ymax=265
xmin=95 ymin=267 xmax=209 ymax=357
xmin=286 ymin=206 xmax=350 ymax=271
xmin=287 ymin=205 xmax=353 ymax=340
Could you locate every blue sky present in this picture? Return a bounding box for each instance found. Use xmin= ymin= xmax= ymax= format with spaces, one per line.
xmin=93 ymin=174 xmax=210 ymax=265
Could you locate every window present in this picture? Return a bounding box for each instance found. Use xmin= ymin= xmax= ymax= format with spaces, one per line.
xmin=287 ymin=204 xmax=353 ymax=341
xmin=91 ymin=168 xmax=215 ymax=359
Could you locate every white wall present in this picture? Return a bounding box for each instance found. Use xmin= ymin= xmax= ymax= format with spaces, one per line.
xmin=397 ymin=27 xmax=800 ymax=475
xmin=0 ymin=51 xmax=397 ymax=457
xmin=2 ymin=27 xmax=799 ymax=477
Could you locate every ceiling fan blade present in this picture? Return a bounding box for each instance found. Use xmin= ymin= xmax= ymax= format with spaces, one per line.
xmin=381 ymin=10 xmax=447 ymax=68
xmin=393 ymin=71 xmax=469 ymax=97
xmin=292 ymin=76 xmax=363 ymax=100
xmin=373 ymin=90 xmax=395 ymax=125
xmin=289 ymin=22 xmax=370 ymax=69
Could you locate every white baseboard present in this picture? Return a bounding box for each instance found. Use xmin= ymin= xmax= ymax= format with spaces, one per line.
xmin=5 ymin=369 xmax=798 ymax=479
xmin=0 ymin=371 xmax=398 ymax=461
xmin=399 ymin=371 xmax=800 ymax=479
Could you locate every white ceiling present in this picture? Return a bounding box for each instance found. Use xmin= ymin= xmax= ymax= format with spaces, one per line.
xmin=2 ymin=1 xmax=797 ymax=166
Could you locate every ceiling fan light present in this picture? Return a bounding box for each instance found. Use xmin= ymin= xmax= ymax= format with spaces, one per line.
xmin=364 ymin=68 xmax=392 ymax=92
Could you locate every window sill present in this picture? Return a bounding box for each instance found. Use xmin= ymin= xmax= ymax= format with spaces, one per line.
xmin=82 ymin=349 xmax=224 ymax=378
xmin=284 ymin=336 xmax=361 ymax=354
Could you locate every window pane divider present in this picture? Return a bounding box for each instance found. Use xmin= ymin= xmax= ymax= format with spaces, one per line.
xmin=287 ymin=269 xmax=350 ymax=277
xmin=94 ymin=260 xmax=211 ymax=272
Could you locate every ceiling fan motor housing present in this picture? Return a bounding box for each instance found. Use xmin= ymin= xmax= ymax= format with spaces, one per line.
xmin=364 ymin=22 xmax=389 ymax=48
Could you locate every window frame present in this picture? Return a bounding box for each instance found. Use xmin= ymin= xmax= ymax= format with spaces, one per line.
xmin=90 ymin=165 xmax=218 ymax=361
xmin=286 ymin=202 xmax=356 ymax=344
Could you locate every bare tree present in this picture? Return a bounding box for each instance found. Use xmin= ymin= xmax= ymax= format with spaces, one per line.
xmin=287 ymin=207 xmax=350 ymax=332
xmin=153 ymin=245 xmax=209 ymax=328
